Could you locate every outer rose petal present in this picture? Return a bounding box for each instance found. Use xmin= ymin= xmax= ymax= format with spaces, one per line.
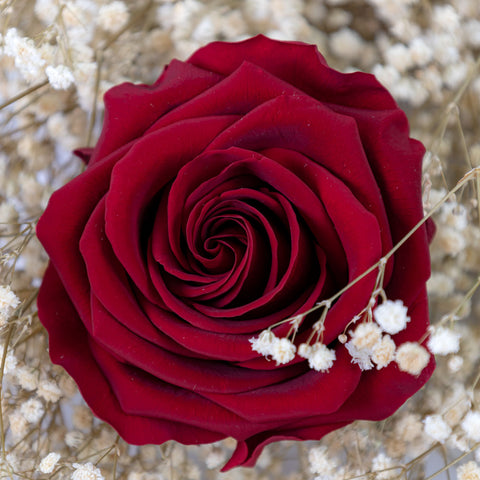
xmin=38 ymin=264 xmax=223 ymax=446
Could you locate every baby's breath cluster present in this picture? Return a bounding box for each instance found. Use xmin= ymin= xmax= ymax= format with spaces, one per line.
xmin=1 ymin=0 xmax=480 ymax=479
xmin=250 ymin=291 xmax=430 ymax=377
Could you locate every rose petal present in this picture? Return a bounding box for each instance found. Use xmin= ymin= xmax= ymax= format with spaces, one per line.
xmin=38 ymin=264 xmax=223 ymax=446
xmin=90 ymin=60 xmax=223 ymax=164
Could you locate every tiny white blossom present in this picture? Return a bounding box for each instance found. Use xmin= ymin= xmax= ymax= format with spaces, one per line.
xmin=396 ymin=342 xmax=430 ymax=376
xmin=448 ymin=355 xmax=463 ymax=373
xmin=372 ymin=335 xmax=396 ymax=369
xmin=38 ymin=452 xmax=61 ymax=474
xmin=37 ymin=380 xmax=62 ymax=403
xmin=45 ymin=65 xmax=75 ymax=90
xmin=271 ymin=337 xmax=296 ymax=365
xmin=250 ymin=330 xmax=276 ymax=357
xmin=205 ymin=448 xmax=225 ymax=469
xmin=372 ymin=63 xmax=400 ymax=89
xmin=65 ymin=431 xmax=84 ymax=448
xmin=71 ymin=463 xmax=104 ymax=480
xmin=20 ymin=398 xmax=44 ymax=423
xmin=427 ymin=272 xmax=454 ymax=296
xmin=345 ymin=341 xmax=373 ymax=371
xmin=374 ymin=300 xmax=410 ymax=335
xmin=15 ymin=366 xmax=38 ymax=390
xmin=408 ymin=37 xmax=433 ymax=67
xmin=424 ymin=414 xmax=451 ymax=443
xmin=0 ymin=346 xmax=18 ymax=375
xmin=351 ymin=322 xmax=382 ymax=350
xmin=461 ymin=411 xmax=480 ymax=442
xmin=457 ymin=461 xmax=480 ymax=480
xmin=308 ymin=343 xmax=336 ymax=372
xmin=0 ymin=285 xmax=20 ymax=326
xmin=427 ymin=326 xmax=461 ymax=355
xmin=3 ymin=28 xmax=46 ymax=82
xmin=8 ymin=411 xmax=28 ymax=437
xmin=384 ymin=43 xmax=413 ymax=72
xmin=298 ymin=343 xmax=312 ymax=358
xmin=329 ymin=28 xmax=364 ymax=61
xmin=97 ymin=1 xmax=129 ymax=33
xmin=308 ymin=446 xmax=336 ymax=475
xmin=432 ymin=4 xmax=460 ymax=32
xmin=372 ymin=453 xmax=398 ymax=479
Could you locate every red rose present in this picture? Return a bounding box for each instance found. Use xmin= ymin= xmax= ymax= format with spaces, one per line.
xmin=37 ymin=35 xmax=434 ymax=469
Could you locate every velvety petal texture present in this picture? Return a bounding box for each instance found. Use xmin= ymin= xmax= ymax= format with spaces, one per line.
xmin=37 ymin=35 xmax=434 ymax=470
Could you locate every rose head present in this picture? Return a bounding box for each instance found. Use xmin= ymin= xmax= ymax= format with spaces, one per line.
xmin=37 ymin=35 xmax=434 ymax=469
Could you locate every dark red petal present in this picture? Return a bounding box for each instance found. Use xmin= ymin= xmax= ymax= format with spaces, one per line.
xmin=202 ymin=346 xmax=360 ymax=423
xmin=104 ymin=115 xmax=238 ymax=304
xmin=90 ymin=60 xmax=223 ymax=164
xmin=38 ymin=264 xmax=222 ymax=446
xmin=188 ymin=34 xmax=396 ymax=110
xmin=36 ymin=143 xmax=131 ymax=322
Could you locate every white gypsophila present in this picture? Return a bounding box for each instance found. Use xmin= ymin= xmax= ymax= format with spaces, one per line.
xmin=371 ymin=335 xmax=396 ymax=369
xmin=329 ymin=28 xmax=364 ymax=62
xmin=384 ymin=43 xmax=413 ymax=73
xmin=65 ymin=431 xmax=85 ymax=449
xmin=461 ymin=411 xmax=480 ymax=442
xmin=440 ymin=201 xmax=468 ymax=231
xmin=395 ymin=342 xmax=430 ymax=376
xmin=464 ymin=19 xmax=480 ymax=48
xmin=45 ymin=65 xmax=75 ymax=90
xmin=297 ymin=343 xmax=312 ymax=358
xmin=271 ymin=337 xmax=296 ymax=366
xmin=71 ymin=462 xmax=104 ymax=480
xmin=435 ymin=226 xmax=466 ymax=256
xmin=34 ymin=0 xmax=60 ymax=24
xmin=351 ymin=322 xmax=382 ymax=350
xmin=308 ymin=446 xmax=336 ymax=475
xmin=97 ymin=1 xmax=130 ymax=33
xmin=432 ymin=4 xmax=460 ymax=33
xmin=373 ymin=299 xmax=410 ymax=335
xmin=371 ymin=64 xmax=400 ymax=90
xmin=205 ymin=449 xmax=225 ymax=470
xmin=0 ymin=346 xmax=18 ymax=375
xmin=457 ymin=461 xmax=480 ymax=480
xmin=371 ymin=453 xmax=398 ymax=479
xmin=3 ymin=28 xmax=46 ymax=83
xmin=423 ymin=414 xmax=452 ymax=443
xmin=15 ymin=366 xmax=38 ymax=390
xmin=444 ymin=62 xmax=469 ymax=90
xmin=250 ymin=330 xmax=276 ymax=357
xmin=308 ymin=343 xmax=336 ymax=372
xmin=8 ymin=412 xmax=28 ymax=438
xmin=20 ymin=398 xmax=44 ymax=423
xmin=427 ymin=272 xmax=455 ymax=296
xmin=345 ymin=341 xmax=373 ymax=371
xmin=0 ymin=285 xmax=20 ymax=325
xmin=37 ymin=380 xmax=62 ymax=403
xmin=448 ymin=355 xmax=464 ymax=373
xmin=38 ymin=452 xmax=61 ymax=474
xmin=427 ymin=326 xmax=461 ymax=355
xmin=408 ymin=37 xmax=433 ymax=67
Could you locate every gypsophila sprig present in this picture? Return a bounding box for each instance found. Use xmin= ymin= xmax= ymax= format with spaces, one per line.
xmin=374 ymin=299 xmax=411 ymax=335
xmin=38 ymin=452 xmax=61 ymax=474
xmin=461 ymin=411 xmax=480 ymax=442
xmin=427 ymin=326 xmax=461 ymax=355
xmin=0 ymin=285 xmax=20 ymax=326
xmin=395 ymin=342 xmax=430 ymax=376
xmin=423 ymin=414 xmax=452 ymax=443
xmin=457 ymin=461 xmax=480 ymax=480
xmin=71 ymin=463 xmax=104 ymax=480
